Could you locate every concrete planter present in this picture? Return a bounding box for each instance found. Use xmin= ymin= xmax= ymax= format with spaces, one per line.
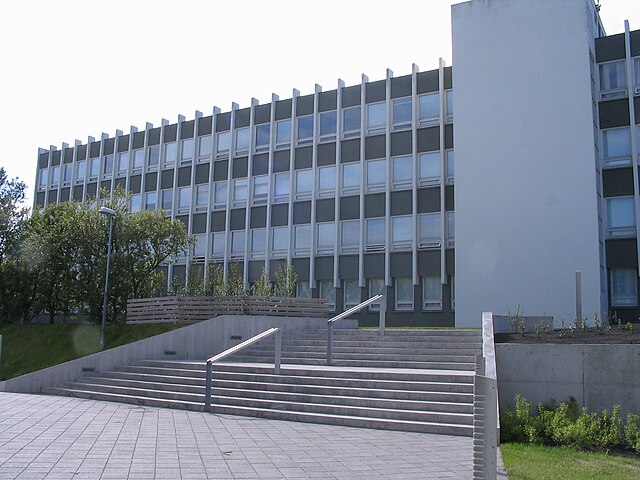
xmin=495 ymin=343 xmax=640 ymax=416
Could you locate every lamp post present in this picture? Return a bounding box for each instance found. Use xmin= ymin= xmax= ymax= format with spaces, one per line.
xmin=98 ymin=206 xmax=116 ymax=350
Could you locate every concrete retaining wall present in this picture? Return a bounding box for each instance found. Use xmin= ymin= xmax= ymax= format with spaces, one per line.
xmin=0 ymin=315 xmax=355 ymax=394
xmin=496 ymin=343 xmax=640 ymax=416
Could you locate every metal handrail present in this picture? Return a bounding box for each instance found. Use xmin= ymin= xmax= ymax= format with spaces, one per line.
xmin=327 ymin=295 xmax=386 ymax=366
xmin=204 ymin=327 xmax=282 ymax=411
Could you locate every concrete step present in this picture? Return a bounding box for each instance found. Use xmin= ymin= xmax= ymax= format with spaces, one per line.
xmin=208 ymin=403 xmax=472 ymax=436
xmin=43 ymin=327 xmax=480 ymax=437
xmin=43 ymin=386 xmax=205 ymax=412
xmin=209 ymin=394 xmax=473 ymax=424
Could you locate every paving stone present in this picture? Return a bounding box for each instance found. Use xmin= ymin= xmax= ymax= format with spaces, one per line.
xmin=0 ymin=391 xmax=508 ymax=479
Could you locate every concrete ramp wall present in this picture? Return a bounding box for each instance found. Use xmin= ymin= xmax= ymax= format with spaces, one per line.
xmin=0 ymin=315 xmax=353 ymax=394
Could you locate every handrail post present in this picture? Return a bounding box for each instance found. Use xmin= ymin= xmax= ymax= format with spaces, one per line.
xmin=327 ymin=321 xmax=334 ymax=366
xmin=205 ymin=360 xmax=212 ymax=412
xmin=379 ymin=296 xmax=386 ymax=336
xmin=274 ymin=329 xmax=282 ymax=374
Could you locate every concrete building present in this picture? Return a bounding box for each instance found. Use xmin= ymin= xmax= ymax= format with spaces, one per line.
xmin=33 ymin=0 xmax=639 ymax=327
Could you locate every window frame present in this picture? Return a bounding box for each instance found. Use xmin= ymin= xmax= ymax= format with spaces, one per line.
xmin=394 ymin=277 xmax=414 ymax=311
xmin=422 ymin=276 xmax=442 ymax=311
xmin=610 ymin=268 xmax=638 ymax=307
xmin=392 ymin=97 xmax=412 ymax=130
xmin=606 ymin=196 xmax=636 ymax=238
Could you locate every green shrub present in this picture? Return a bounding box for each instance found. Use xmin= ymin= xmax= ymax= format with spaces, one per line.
xmin=624 ymin=413 xmax=640 ymax=451
xmin=501 ymin=395 xmax=637 ymax=453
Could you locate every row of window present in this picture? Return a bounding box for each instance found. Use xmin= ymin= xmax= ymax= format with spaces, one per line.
xmin=37 ymin=91 xmax=454 ymax=189
xmin=293 ymin=277 xmax=453 ymax=312
xmin=599 ymin=57 xmax=640 ymax=99
xmin=602 ymin=126 xmax=640 ymax=168
xmin=39 ymin=152 xmax=455 ymax=203
xmin=189 ymin=213 xmax=454 ymax=259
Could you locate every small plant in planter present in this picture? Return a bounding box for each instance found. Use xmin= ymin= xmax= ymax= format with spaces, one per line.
xmin=535 ymin=319 xmax=550 ymax=341
xmin=508 ymin=305 xmax=526 ymax=335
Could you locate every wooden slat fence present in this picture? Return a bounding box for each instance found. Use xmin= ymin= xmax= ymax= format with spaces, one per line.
xmin=126 ymin=296 xmax=329 ymax=323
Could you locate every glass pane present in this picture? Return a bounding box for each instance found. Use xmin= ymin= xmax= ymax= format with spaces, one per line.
xmin=600 ymin=61 xmax=626 ymax=90
xmin=145 ymin=192 xmax=157 ymax=210
xmin=148 ymin=145 xmax=159 ymax=166
xmin=367 ymin=159 xmax=386 ymax=186
xmin=214 ymin=181 xmax=227 ymax=204
xmin=297 ymin=116 xmax=314 ymax=139
xmin=320 ymin=111 xmax=337 ymax=136
xmin=294 ymin=225 xmax=310 ymax=250
xmin=117 ymin=152 xmax=129 ymax=172
xmin=274 ymin=173 xmax=289 ymax=196
xmin=272 ymin=227 xmax=288 ymax=250
xmin=196 ymin=184 xmax=209 ymax=206
xmin=419 ymin=93 xmax=439 ymax=119
xmin=319 ymin=281 xmax=336 ymax=306
xmin=236 ymin=128 xmax=250 ymax=151
xmin=217 ymin=132 xmax=230 ymax=151
xmin=133 ymin=149 xmax=144 ymax=169
xmin=393 ymin=98 xmax=412 ymax=124
xmin=181 ymin=139 xmax=194 ymax=160
xmin=393 ymin=156 xmax=412 ymax=183
xmin=341 ymin=220 xmax=360 ymax=246
xmin=420 ymin=152 xmax=440 ymax=179
xmin=392 ymin=216 xmax=413 ymax=243
xmin=296 ymin=170 xmax=312 ymax=194
xmin=276 ymin=119 xmax=291 ymax=144
xmin=130 ymin=194 xmax=141 ymax=212
xmin=253 ymin=176 xmax=269 ymax=197
xmin=317 ymin=222 xmax=335 ymax=248
xmin=233 ymin=179 xmax=247 ymax=201
xmin=446 ymin=90 xmax=453 ymax=115
xmin=198 ymin=136 xmax=212 ymax=157
xmin=231 ymin=231 xmax=245 ymax=253
xmin=446 ymin=150 xmax=454 ymax=178
xmin=161 ymin=190 xmax=173 ymax=209
xmin=319 ymin=166 xmax=336 ymax=191
xmin=103 ymin=156 xmax=113 ymax=174
xmin=396 ymin=278 xmax=413 ymax=302
xmin=342 ymin=163 xmax=360 ymax=188
xmin=90 ymin=158 xmax=100 ymax=177
xmin=251 ymin=229 xmax=266 ymax=252
xmin=76 ymin=160 xmax=85 ymax=181
xmin=255 ymin=124 xmax=270 ymax=146
xmin=367 ymin=103 xmax=386 ymax=128
xmin=164 ymin=143 xmax=177 ymax=163
xmin=297 ymin=281 xmax=311 ymax=298
xmin=608 ymin=197 xmax=635 ymax=228
xmin=212 ymin=232 xmax=225 ymax=255
xmin=343 ymin=106 xmax=361 ymax=132
xmin=344 ymin=281 xmax=360 ymax=306
xmin=178 ymin=187 xmax=191 ymax=208
xmin=367 ymin=218 xmax=385 ymax=244
xmin=63 ymin=164 xmax=72 ymax=182
xmin=420 ymin=214 xmax=441 ymax=240
xmin=604 ymin=128 xmax=631 ymax=158
xmin=611 ymin=269 xmax=637 ymax=306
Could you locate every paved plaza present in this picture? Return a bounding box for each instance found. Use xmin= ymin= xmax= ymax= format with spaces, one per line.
xmin=0 ymin=392 xmax=502 ymax=479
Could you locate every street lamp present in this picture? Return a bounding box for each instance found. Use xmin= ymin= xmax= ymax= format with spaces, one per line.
xmin=98 ymin=206 xmax=116 ymax=350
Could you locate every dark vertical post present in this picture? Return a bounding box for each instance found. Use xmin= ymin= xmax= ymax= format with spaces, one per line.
xmin=327 ymin=321 xmax=334 ymax=366
xmin=205 ymin=360 xmax=212 ymax=411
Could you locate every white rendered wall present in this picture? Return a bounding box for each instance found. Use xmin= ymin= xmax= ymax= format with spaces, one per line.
xmin=452 ymin=0 xmax=603 ymax=327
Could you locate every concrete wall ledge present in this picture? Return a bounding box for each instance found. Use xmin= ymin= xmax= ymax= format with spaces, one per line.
xmin=496 ymin=343 xmax=640 ymax=417
xmin=0 ymin=315 xmax=355 ymax=394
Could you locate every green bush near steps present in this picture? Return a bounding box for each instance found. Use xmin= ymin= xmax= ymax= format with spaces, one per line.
xmin=501 ymin=394 xmax=640 ymax=454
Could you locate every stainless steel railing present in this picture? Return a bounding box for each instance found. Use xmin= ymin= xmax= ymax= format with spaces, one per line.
xmin=326 ymin=295 xmax=386 ymax=366
xmin=204 ymin=327 xmax=282 ymax=411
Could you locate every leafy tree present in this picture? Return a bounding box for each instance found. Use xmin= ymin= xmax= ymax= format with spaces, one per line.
xmin=226 ymin=262 xmax=245 ymax=296
xmin=251 ymin=268 xmax=273 ymax=297
xmin=0 ymin=167 xmax=28 ymax=267
xmin=275 ymin=261 xmax=297 ymax=297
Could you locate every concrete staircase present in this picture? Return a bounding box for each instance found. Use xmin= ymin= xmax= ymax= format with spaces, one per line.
xmin=44 ymin=329 xmax=481 ymax=436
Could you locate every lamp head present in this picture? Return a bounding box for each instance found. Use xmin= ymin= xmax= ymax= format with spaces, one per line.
xmin=98 ymin=206 xmax=116 ymax=217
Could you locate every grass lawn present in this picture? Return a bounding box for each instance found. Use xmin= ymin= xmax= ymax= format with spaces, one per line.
xmin=501 ymin=443 xmax=640 ymax=480
xmin=0 ymin=323 xmax=183 ymax=381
